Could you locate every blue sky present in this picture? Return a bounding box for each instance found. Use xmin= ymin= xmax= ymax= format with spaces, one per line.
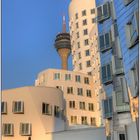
xmin=2 ymin=0 xmax=72 ymax=89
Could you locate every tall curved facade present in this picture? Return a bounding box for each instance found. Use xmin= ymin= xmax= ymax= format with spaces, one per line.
xmin=69 ymin=0 xmax=96 ymax=74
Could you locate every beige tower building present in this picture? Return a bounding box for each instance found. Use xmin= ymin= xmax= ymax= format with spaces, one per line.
xmin=68 ymin=0 xmax=103 ymax=126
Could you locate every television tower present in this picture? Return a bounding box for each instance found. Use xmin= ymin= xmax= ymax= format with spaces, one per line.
xmin=54 ymin=16 xmax=71 ymax=70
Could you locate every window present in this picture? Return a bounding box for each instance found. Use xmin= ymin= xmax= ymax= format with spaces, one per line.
xmin=124 ymin=0 xmax=134 ymax=6
xmin=75 ymin=75 xmax=81 ymax=82
xmin=67 ymin=87 xmax=73 ymax=94
xmin=20 ymin=123 xmax=31 ymax=136
xmin=85 ymin=49 xmax=90 ymax=56
xmin=79 ymin=102 xmax=85 ymax=110
xmin=91 ymin=117 xmax=96 ymax=126
xmin=79 ymin=63 xmax=82 ymax=70
xmin=71 ymin=116 xmax=77 ymax=124
xmin=84 ymin=39 xmax=89 ymax=45
xmin=76 ymin=22 xmax=79 ymax=28
xmin=129 ymin=61 xmax=139 ymax=97
xmin=77 ymin=88 xmax=83 ymax=96
xmin=126 ymin=10 xmax=139 ymax=48
xmin=1 ymin=102 xmax=7 ymax=114
xmin=119 ymin=134 xmax=126 ymax=140
xmin=91 ymin=8 xmax=95 ymax=14
xmin=86 ymin=90 xmax=92 ymax=97
xmin=69 ymin=101 xmax=75 ymax=108
xmin=83 ymin=19 xmax=87 ymax=25
xmin=75 ymin=13 xmax=78 ymax=19
xmin=88 ymin=103 xmax=94 ymax=111
xmin=78 ymin=52 xmax=81 ymax=59
xmin=76 ymin=32 xmax=79 ymax=38
xmin=65 ymin=74 xmax=71 ymax=80
xmin=88 ymin=72 xmax=92 ymax=75
xmin=13 ymin=101 xmax=24 ymax=113
xmin=54 ymin=73 xmax=60 ymax=80
xmin=82 ymin=10 xmax=86 ymax=16
xmin=92 ymin=18 xmax=96 ymax=23
xmin=99 ymin=32 xmax=112 ymax=52
xmin=101 ymin=63 xmax=112 ymax=84
xmin=84 ymin=77 xmax=89 ymax=84
xmin=77 ymin=42 xmax=80 ymax=48
xmin=102 ymin=97 xmax=113 ymax=118
xmin=83 ymin=29 xmax=88 ymax=35
xmin=97 ymin=2 xmax=110 ymax=22
xmin=42 ymin=103 xmax=52 ymax=115
xmin=81 ymin=116 xmax=87 ymax=125
xmin=54 ymin=106 xmax=60 ymax=117
xmin=3 ymin=123 xmax=14 ymax=136
xmin=86 ymin=60 xmax=91 ymax=67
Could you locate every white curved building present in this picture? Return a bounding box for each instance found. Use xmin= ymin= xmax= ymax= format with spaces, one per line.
xmin=69 ymin=0 xmax=96 ymax=74
xmin=2 ymin=86 xmax=65 ymax=140
xmin=35 ymin=69 xmax=101 ymax=127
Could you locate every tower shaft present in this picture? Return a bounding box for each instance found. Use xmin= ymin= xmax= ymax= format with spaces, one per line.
xmin=58 ymin=48 xmax=71 ymax=70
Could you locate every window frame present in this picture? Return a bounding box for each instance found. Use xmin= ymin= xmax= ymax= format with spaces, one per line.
xmin=13 ymin=101 xmax=24 ymax=114
xmin=3 ymin=123 xmax=14 ymax=136
xmin=20 ymin=123 xmax=31 ymax=136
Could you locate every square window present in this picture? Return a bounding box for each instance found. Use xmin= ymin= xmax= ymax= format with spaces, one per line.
xmin=69 ymin=101 xmax=75 ymax=108
xmin=75 ymin=75 xmax=81 ymax=82
xmin=67 ymin=87 xmax=73 ymax=94
xmin=42 ymin=103 xmax=52 ymax=115
xmin=13 ymin=101 xmax=24 ymax=114
xmin=65 ymin=74 xmax=71 ymax=80
xmin=54 ymin=73 xmax=60 ymax=80
xmin=20 ymin=123 xmax=31 ymax=136
xmin=86 ymin=90 xmax=92 ymax=97
xmin=79 ymin=102 xmax=85 ymax=110
xmin=3 ymin=123 xmax=14 ymax=136
xmin=83 ymin=19 xmax=87 ymax=25
xmin=91 ymin=9 xmax=95 ymax=14
xmin=88 ymin=103 xmax=94 ymax=111
xmin=84 ymin=77 xmax=90 ymax=84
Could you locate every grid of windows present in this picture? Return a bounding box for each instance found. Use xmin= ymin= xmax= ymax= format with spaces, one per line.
xmin=79 ymin=102 xmax=85 ymax=110
xmin=69 ymin=101 xmax=75 ymax=108
xmin=13 ymin=101 xmax=24 ymax=114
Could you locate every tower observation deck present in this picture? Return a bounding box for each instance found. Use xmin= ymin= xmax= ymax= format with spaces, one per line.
xmin=54 ymin=16 xmax=71 ymax=70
